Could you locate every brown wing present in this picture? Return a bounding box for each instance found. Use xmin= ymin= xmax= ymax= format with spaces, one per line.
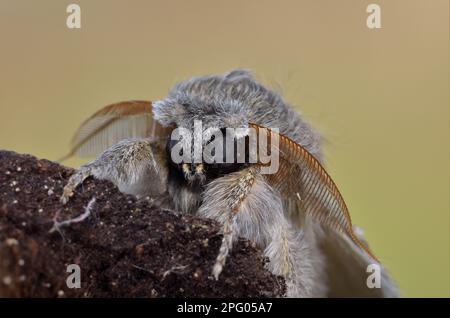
xmin=249 ymin=123 xmax=379 ymax=263
xmin=60 ymin=100 xmax=172 ymax=160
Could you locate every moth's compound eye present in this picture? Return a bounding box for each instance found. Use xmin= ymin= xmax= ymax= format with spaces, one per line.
xmin=166 ymin=136 xmax=186 ymax=164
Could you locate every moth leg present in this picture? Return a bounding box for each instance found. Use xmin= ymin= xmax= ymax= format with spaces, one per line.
xmin=60 ymin=138 xmax=168 ymax=205
xmin=212 ymin=214 xmax=235 ymax=280
xmin=60 ymin=167 xmax=94 ymax=204
xmin=197 ymin=167 xmax=258 ymax=280
xmin=198 ymin=167 xmax=326 ymax=297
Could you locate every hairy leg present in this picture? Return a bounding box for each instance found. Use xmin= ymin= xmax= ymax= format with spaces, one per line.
xmin=198 ymin=167 xmax=326 ymax=297
xmin=60 ymin=138 xmax=168 ymax=204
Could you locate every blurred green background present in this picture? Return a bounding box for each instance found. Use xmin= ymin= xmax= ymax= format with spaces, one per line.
xmin=0 ymin=0 xmax=448 ymax=297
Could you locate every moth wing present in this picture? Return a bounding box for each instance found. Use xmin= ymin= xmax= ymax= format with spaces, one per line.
xmin=61 ymin=100 xmax=172 ymax=160
xmin=316 ymin=224 xmax=399 ymax=297
xmin=249 ymin=123 xmax=398 ymax=296
xmin=249 ymin=123 xmax=399 ymax=296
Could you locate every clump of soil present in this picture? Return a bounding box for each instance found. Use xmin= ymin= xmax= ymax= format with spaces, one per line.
xmin=0 ymin=150 xmax=285 ymax=297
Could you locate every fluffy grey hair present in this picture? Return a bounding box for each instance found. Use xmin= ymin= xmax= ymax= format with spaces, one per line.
xmin=153 ymin=69 xmax=322 ymax=161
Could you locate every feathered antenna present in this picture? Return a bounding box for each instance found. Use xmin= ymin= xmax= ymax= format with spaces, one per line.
xmin=249 ymin=123 xmax=379 ymax=263
xmin=58 ymin=100 xmax=172 ymax=162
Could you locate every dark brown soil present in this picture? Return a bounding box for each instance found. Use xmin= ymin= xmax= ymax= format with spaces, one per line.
xmin=0 ymin=150 xmax=285 ymax=297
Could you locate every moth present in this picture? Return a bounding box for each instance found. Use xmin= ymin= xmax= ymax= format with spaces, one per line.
xmin=60 ymin=70 xmax=398 ymax=297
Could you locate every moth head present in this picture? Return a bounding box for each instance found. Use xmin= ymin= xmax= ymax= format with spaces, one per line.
xmin=164 ymin=124 xmax=252 ymax=185
xmin=152 ymin=69 xmax=255 ymax=129
xmin=154 ymin=70 xmax=255 ymax=183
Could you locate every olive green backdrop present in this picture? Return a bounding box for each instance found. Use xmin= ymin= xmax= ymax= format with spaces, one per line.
xmin=0 ymin=0 xmax=448 ymax=297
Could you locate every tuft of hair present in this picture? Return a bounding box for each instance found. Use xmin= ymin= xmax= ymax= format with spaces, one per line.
xmin=153 ymin=69 xmax=323 ymax=161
